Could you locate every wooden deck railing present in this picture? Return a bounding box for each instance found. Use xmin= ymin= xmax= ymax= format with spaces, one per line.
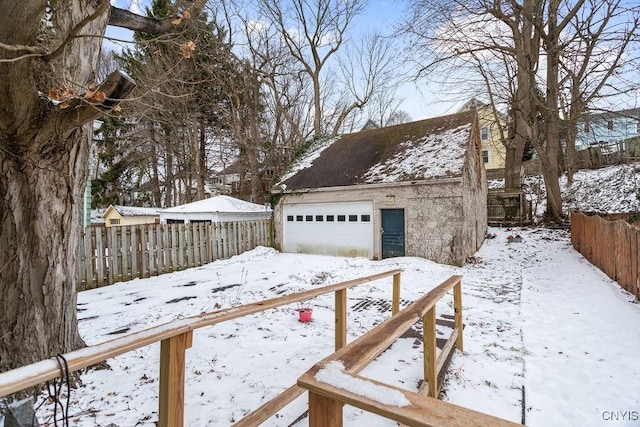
xmin=0 ymin=269 xmax=402 ymax=426
xmin=297 ymin=275 xmax=520 ymax=426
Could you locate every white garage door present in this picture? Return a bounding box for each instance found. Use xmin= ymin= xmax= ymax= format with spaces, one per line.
xmin=283 ymin=202 xmax=374 ymax=258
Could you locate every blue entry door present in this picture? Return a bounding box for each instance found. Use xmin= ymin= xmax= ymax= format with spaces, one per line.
xmin=381 ymin=209 xmax=405 ymax=258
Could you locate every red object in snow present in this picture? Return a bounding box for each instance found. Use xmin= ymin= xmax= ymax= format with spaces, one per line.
xmin=298 ymin=308 xmax=313 ymax=322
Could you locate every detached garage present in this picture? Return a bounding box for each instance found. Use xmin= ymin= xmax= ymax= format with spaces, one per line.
xmin=271 ymin=111 xmax=487 ymax=266
xmin=159 ymin=195 xmax=271 ymax=224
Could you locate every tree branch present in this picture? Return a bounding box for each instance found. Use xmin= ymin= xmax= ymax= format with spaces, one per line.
xmin=57 ymin=70 xmax=137 ymax=128
xmin=108 ymin=0 xmax=206 ymax=34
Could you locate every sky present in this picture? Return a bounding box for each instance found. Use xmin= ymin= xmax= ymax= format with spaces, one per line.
xmin=105 ymin=0 xmax=640 ymax=122
xmin=105 ymin=0 xmax=458 ymax=121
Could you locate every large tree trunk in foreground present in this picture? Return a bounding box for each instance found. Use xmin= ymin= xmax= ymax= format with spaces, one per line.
xmin=0 ymin=1 xmax=140 ymax=373
xmin=0 ymin=129 xmax=89 ymax=371
xmin=0 ymin=0 xmax=112 ymax=373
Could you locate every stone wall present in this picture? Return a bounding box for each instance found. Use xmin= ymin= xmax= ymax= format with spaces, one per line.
xmin=274 ymin=175 xmax=486 ymax=266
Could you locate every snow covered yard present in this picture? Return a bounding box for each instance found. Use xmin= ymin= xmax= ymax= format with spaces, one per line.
xmin=25 ymin=227 xmax=640 ymax=426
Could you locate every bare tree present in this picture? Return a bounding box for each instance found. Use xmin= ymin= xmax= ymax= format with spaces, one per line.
xmin=0 ymin=0 xmax=205 ymax=373
xmin=256 ymin=0 xmax=368 ymax=136
xmin=559 ymin=0 xmax=640 ymax=183
xmin=404 ymin=0 xmax=639 ymax=222
xmin=330 ymin=33 xmax=398 ymax=135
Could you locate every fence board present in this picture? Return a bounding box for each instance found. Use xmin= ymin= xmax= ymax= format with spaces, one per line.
xmin=78 ymin=219 xmax=273 ymax=290
xmin=571 ymin=212 xmax=640 ymax=300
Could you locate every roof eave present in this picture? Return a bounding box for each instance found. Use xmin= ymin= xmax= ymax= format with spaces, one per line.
xmin=271 ymin=176 xmax=464 ymax=195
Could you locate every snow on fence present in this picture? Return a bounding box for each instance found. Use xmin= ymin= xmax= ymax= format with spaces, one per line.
xmin=78 ymin=219 xmax=273 ymax=290
xmin=571 ymin=211 xmax=640 ymax=299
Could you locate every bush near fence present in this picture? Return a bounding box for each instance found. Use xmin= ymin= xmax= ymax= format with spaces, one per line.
xmin=571 ymin=211 xmax=640 ymax=299
xmin=78 ymin=219 xmax=273 ymax=290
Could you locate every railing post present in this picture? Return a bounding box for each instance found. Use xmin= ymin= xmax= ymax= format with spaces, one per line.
xmin=159 ymin=331 xmax=193 ymax=427
xmin=335 ymin=289 xmax=347 ymax=351
xmin=423 ymin=307 xmax=437 ymax=398
xmin=454 ymin=280 xmax=464 ymax=351
xmin=309 ymin=391 xmax=343 ymax=427
xmin=392 ymin=272 xmax=401 ymax=315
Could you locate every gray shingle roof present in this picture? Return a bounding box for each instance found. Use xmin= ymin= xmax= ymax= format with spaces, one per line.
xmin=277 ymin=111 xmax=477 ymax=191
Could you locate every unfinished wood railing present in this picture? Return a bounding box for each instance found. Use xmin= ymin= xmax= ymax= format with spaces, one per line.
xmin=297 ymin=275 xmax=519 ymax=426
xmin=0 ymin=269 xmax=402 ymax=426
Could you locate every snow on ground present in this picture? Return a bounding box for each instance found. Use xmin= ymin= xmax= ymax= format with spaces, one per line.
xmin=490 ymin=162 xmax=640 ymax=219
xmin=18 ymin=227 xmax=639 ymax=426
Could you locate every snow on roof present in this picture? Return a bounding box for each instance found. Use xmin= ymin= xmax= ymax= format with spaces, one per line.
xmin=276 ymin=111 xmax=477 ymax=191
xmin=161 ymin=195 xmax=271 ymax=214
xmin=107 ymin=205 xmax=161 ymax=217
xmin=277 ymin=136 xmax=339 ymax=184
xmin=362 ymin=124 xmax=472 ymax=184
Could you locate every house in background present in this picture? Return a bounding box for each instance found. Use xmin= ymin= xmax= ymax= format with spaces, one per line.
xmin=458 ymin=98 xmax=507 ymax=171
xmin=576 ymin=108 xmax=640 ymax=149
xmin=159 ymin=195 xmax=271 ymax=224
xmin=271 ymin=110 xmax=487 ymax=266
xmin=102 ymin=205 xmax=161 ymax=228
xmin=211 ymin=162 xmax=242 ymax=195
xmin=210 ymin=160 xmax=276 ymax=204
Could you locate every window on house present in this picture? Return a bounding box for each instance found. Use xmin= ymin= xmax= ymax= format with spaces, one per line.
xmin=327 ymin=215 xmax=335 ymax=222
xmin=348 ymin=215 xmax=358 ymax=222
xmin=110 ymin=218 xmax=120 ymax=225
xmin=337 ymin=215 xmax=346 ymax=222
xmin=607 ymin=120 xmax=614 ymax=130
xmin=361 ymin=215 xmax=371 ymax=222
xmin=287 ymin=215 xmax=294 ymax=221
xmin=480 ymin=125 xmax=489 ymax=141
xmin=296 ymin=215 xmax=303 ymax=222
xmin=482 ymin=150 xmax=489 ymax=163
xmin=305 ymin=215 xmax=313 ymax=221
xmin=316 ymin=215 xmax=323 ymax=222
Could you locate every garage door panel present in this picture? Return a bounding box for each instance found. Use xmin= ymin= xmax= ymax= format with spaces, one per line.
xmin=283 ymin=202 xmax=373 ymax=258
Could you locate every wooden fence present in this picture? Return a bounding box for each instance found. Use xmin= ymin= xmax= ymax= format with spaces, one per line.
xmin=487 ymin=188 xmax=531 ymax=225
xmin=571 ymin=212 xmax=640 ymax=299
xmin=78 ymin=219 xmax=273 ymax=290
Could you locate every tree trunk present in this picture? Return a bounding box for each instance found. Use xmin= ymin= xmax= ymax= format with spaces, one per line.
xmin=0 ymin=129 xmax=88 ymax=371
xmin=0 ymin=1 xmax=113 ymax=372
xmin=149 ymin=126 xmax=162 ymax=207
xmin=539 ymin=0 xmax=564 ymax=222
xmin=196 ymin=121 xmax=207 ymax=200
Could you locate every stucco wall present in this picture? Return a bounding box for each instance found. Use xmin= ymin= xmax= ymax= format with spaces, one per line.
xmin=274 ymin=177 xmax=485 ymax=266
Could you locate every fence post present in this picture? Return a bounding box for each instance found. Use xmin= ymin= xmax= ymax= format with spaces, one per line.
xmin=423 ymin=307 xmax=437 ymax=398
xmin=392 ymin=273 xmax=401 ymax=315
xmin=454 ymin=280 xmax=463 ymax=351
xmin=308 ymin=391 xmax=342 ymax=427
xmin=335 ymin=289 xmax=347 ymax=351
xmin=96 ymin=227 xmax=105 ymax=287
xmin=131 ymin=226 xmax=139 ymax=280
xmin=158 ymin=330 xmax=193 ymax=427
xmin=206 ymin=223 xmax=213 ymax=263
